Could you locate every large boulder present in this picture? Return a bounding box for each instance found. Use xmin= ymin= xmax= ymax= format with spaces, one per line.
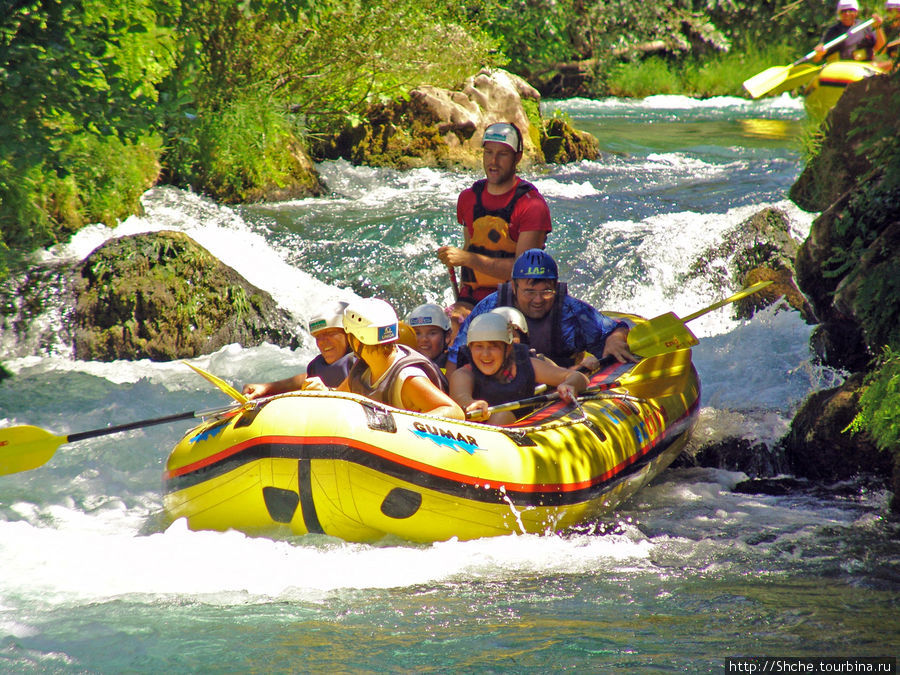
xmin=684 ymin=207 xmax=814 ymax=321
xmin=310 ymin=68 xmax=598 ymax=169
xmin=780 ymin=373 xmax=893 ymax=482
xmin=790 ymin=75 xmax=898 ymax=212
xmin=793 ymin=74 xmax=900 ymax=369
xmin=73 ymin=231 xmax=300 ymax=361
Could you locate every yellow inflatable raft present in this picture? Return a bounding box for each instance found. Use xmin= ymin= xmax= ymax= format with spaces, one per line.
xmin=804 ymin=60 xmax=890 ymax=118
xmin=163 ymin=347 xmax=700 ymax=543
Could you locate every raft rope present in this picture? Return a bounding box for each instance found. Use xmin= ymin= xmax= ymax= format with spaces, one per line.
xmin=205 ymin=389 xmax=655 ymax=435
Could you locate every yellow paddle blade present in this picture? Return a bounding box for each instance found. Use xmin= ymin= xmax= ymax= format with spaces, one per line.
xmin=627 ymin=313 xmax=699 ymax=357
xmin=627 ymin=280 xmax=773 ymax=357
xmin=616 ymin=349 xmax=692 ymax=399
xmin=0 ymin=425 xmax=65 ymax=476
xmin=764 ymin=63 xmax=823 ymax=97
xmin=183 ymin=362 xmax=249 ymax=404
xmin=743 ymin=65 xmax=793 ymax=98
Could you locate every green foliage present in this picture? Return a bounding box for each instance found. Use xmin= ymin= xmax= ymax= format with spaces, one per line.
xmin=798 ymin=116 xmax=829 ymax=165
xmin=603 ymin=43 xmax=800 ymax=98
xmin=461 ymin=0 xmax=577 ymax=78
xmin=822 ymin=70 xmax=900 ymax=284
xmin=164 ymin=93 xmax=304 ymax=203
xmin=0 ymin=0 xmax=178 ymax=276
xmin=701 ymin=0 xmax=832 ymax=50
xmin=168 ymin=0 xmax=499 ymax=138
xmin=607 ymin=57 xmax=683 ymax=97
xmin=848 ymin=347 xmax=900 ymax=454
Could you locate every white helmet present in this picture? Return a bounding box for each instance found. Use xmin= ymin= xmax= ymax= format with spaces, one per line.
xmin=490 ymin=306 xmax=528 ymax=335
xmin=467 ymin=312 xmax=513 ymax=345
xmin=886 ymin=0 xmax=900 ymax=9
xmin=408 ymin=303 xmax=451 ymax=332
xmin=308 ymin=301 xmax=349 ymax=335
xmin=836 ymin=0 xmax=858 ymax=10
xmin=343 ymin=298 xmax=399 ymax=345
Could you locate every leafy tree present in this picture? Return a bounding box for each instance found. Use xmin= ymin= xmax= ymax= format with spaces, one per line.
xmin=161 ymin=0 xmax=499 ymax=198
xmin=0 ymin=0 xmax=178 ymax=276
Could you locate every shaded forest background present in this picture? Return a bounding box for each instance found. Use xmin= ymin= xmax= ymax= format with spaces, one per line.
xmin=0 ymin=0 xmax=835 ymax=278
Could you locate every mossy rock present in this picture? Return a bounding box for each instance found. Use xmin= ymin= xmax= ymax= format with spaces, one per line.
xmin=73 ymin=231 xmax=300 ymax=361
xmin=737 ymin=266 xmax=815 ymax=323
xmin=781 ymin=373 xmax=893 ymax=482
xmin=684 ymin=207 xmax=812 ymax=320
xmin=540 ymin=117 xmax=600 ymax=164
xmin=790 ymin=74 xmax=900 ymax=212
xmin=312 ymin=98 xmax=453 ymax=170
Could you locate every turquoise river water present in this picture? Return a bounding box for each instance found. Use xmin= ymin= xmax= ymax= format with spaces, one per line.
xmin=1 ymin=95 xmax=898 ymax=672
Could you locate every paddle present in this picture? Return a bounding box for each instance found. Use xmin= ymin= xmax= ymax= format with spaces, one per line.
xmin=742 ymin=18 xmax=875 ymax=98
xmin=448 ymin=265 xmax=460 ymax=301
xmin=183 ymin=361 xmax=249 ymax=404
xmin=0 ymin=405 xmax=237 ymax=477
xmin=626 ymin=280 xmax=772 ymax=358
xmin=466 ymin=349 xmax=692 ymax=420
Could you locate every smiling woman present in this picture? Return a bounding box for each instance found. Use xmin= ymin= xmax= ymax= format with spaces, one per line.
xmin=448 ymin=312 xmax=589 ymax=425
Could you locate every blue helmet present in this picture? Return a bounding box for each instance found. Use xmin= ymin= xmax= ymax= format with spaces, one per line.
xmin=512 ymin=249 xmax=558 ymax=280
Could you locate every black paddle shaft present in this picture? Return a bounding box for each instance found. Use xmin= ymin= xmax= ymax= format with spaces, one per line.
xmin=67 ymin=411 xmax=199 ymax=443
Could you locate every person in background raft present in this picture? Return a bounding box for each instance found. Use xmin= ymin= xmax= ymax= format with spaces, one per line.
xmin=813 ymin=0 xmax=884 ymax=63
xmin=243 ymin=301 xmax=357 ymax=397
xmin=436 ymin=122 xmax=552 ymax=335
xmin=446 ymin=249 xmax=636 ymax=375
xmin=335 ymin=298 xmax=464 ymax=419
xmin=449 ymin=312 xmax=589 ymax=425
xmin=881 ymin=0 xmax=900 ymax=58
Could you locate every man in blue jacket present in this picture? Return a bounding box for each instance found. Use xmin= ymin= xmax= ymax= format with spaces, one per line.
xmin=445 ymin=249 xmax=636 ymax=374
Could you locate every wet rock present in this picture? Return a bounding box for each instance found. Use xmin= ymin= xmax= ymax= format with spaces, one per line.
xmin=893 ymin=454 xmax=900 ymax=513
xmin=790 ymin=76 xmax=899 ymax=212
xmin=792 ymin=74 xmax=900 ymax=369
xmin=72 ymin=231 xmax=301 ymax=361
xmin=781 ymin=373 xmax=893 ymax=482
xmin=685 ymin=207 xmax=813 ymax=321
xmin=310 ymin=68 xmax=598 ymax=169
xmin=738 ymin=266 xmax=815 ymax=323
xmin=733 ymin=477 xmax=809 ymax=496
xmin=676 ymin=437 xmax=789 ymax=478
xmin=0 ymin=260 xmax=77 ymax=358
xmin=808 ymin=321 xmax=869 ymax=372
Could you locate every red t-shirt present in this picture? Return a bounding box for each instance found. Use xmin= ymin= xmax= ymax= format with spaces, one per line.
xmin=456 ymin=178 xmax=552 ymax=240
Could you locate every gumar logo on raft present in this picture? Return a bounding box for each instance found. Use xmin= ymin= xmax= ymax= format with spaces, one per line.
xmin=411 ymin=422 xmax=481 ymax=455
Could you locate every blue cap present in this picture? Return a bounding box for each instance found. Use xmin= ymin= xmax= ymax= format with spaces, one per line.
xmin=512 ymin=249 xmax=558 ymax=280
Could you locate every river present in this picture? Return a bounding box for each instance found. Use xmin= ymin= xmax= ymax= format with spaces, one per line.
xmin=1 ymin=95 xmax=898 ymax=672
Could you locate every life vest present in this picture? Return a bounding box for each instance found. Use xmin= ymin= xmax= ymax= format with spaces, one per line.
xmin=471 ymin=342 xmax=536 ymax=407
xmin=495 ymin=282 xmax=575 ymax=368
xmin=348 ymin=345 xmax=445 ymax=407
xmin=306 ymin=351 xmax=357 ymax=389
xmin=460 ymin=179 xmax=535 ymax=292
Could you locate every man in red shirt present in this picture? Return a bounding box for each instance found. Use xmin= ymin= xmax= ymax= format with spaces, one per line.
xmin=437 ymin=122 xmax=552 ymax=337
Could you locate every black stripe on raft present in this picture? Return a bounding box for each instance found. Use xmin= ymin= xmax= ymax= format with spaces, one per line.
xmin=297 ymin=457 xmax=325 ymax=534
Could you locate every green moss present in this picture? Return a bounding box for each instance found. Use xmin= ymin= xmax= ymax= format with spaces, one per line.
xmin=848 ymin=347 xmax=900 ymax=454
